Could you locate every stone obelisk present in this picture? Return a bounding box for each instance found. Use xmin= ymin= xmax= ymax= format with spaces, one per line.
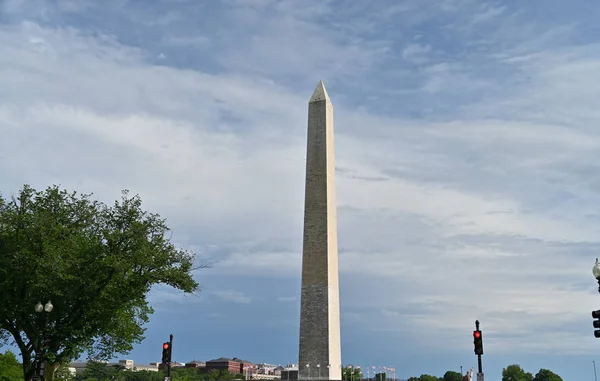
xmin=298 ymin=80 xmax=342 ymax=380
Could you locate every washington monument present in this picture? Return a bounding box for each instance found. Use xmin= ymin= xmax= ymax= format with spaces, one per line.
xmin=298 ymin=81 xmax=342 ymax=380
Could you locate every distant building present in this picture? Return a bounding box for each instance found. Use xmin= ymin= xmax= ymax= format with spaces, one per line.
xmin=116 ymin=359 xmax=159 ymax=372
xmin=274 ymin=366 xmax=284 ymax=376
xmin=233 ymin=357 xmax=256 ymax=376
xmin=159 ymin=361 xmax=186 ymax=371
xmin=252 ymin=375 xmax=281 ymax=380
xmin=280 ymin=367 xmax=298 ymax=380
xmin=256 ymin=363 xmax=275 ymax=375
xmin=63 ymin=367 xmax=77 ymax=376
xmin=256 ymin=363 xmax=284 ymax=376
xmin=68 ymin=362 xmax=90 ymax=375
xmin=185 ymin=360 xmax=205 ymax=368
xmin=205 ymin=357 xmax=241 ymax=374
xmin=67 ymin=359 xmax=159 ymax=374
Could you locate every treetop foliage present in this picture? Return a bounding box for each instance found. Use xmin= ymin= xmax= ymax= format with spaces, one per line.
xmin=0 ymin=185 xmax=203 ymax=381
xmin=0 ymin=350 xmax=22 ymax=381
xmin=405 ymin=365 xmax=562 ymax=381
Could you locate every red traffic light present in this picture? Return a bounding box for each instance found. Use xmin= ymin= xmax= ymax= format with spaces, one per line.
xmin=163 ymin=343 xmax=169 ymax=350
xmin=473 ymin=331 xmax=481 ymax=338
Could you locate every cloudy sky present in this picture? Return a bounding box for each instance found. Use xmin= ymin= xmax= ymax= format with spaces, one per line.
xmin=2 ymin=0 xmax=600 ymax=379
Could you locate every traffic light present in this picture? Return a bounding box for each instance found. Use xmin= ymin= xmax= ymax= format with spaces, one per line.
xmin=593 ymin=310 xmax=600 ymax=338
xmin=161 ymin=342 xmax=171 ymax=364
xmin=473 ymin=330 xmax=483 ymax=355
xmin=43 ymin=338 xmax=50 ymax=354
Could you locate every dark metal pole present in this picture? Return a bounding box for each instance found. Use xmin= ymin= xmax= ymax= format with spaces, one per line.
xmin=475 ymin=320 xmax=482 ymax=374
xmin=41 ymin=313 xmax=49 ymax=381
xmin=167 ymin=334 xmax=173 ymax=379
xmin=34 ymin=313 xmax=44 ymax=381
xmin=35 ymin=341 xmax=42 ymax=381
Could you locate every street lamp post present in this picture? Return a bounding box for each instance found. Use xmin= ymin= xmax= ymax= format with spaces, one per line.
xmin=593 ymin=259 xmax=600 ymax=292
xmin=34 ymin=300 xmax=53 ymax=381
xmin=592 ymin=261 xmax=600 ymax=339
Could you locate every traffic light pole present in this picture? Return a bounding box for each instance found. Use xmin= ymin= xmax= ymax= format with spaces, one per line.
xmin=167 ymin=334 xmax=173 ymax=381
xmin=593 ymin=260 xmax=600 ymax=338
xmin=475 ymin=320 xmax=482 ymax=374
xmin=474 ymin=320 xmax=484 ymax=381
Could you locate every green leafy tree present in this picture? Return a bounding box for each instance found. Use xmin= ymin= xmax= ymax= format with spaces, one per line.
xmin=171 ymin=367 xmax=204 ymax=381
xmin=121 ymin=369 xmax=164 ymax=381
xmin=502 ymin=365 xmax=533 ymax=381
xmin=206 ymin=369 xmax=242 ymax=381
xmin=342 ymin=367 xmax=363 ymax=380
xmin=166 ymin=367 xmax=242 ymax=381
xmin=168 ymin=367 xmax=204 ymax=381
xmin=443 ymin=371 xmax=463 ymax=381
xmin=0 ymin=350 xmax=22 ymax=381
xmin=533 ymin=369 xmax=562 ymax=381
xmin=81 ymin=365 xmax=165 ymax=381
xmin=407 ymin=378 xmax=420 ymax=381
xmin=0 ymin=185 xmax=203 ymax=381
xmin=82 ymin=360 xmax=125 ymax=380
xmin=420 ymin=375 xmax=442 ymax=381
xmin=53 ymin=364 xmax=75 ymax=381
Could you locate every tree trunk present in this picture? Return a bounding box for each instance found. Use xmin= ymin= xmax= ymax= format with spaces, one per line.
xmin=23 ymin=361 xmax=35 ymax=381
xmin=22 ymin=360 xmax=59 ymax=381
xmin=45 ymin=363 xmax=58 ymax=381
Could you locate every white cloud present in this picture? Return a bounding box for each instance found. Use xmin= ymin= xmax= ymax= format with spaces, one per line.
xmin=402 ymin=43 xmax=432 ymax=65
xmin=161 ymin=35 xmax=210 ymax=46
xmin=212 ymin=290 xmax=253 ymax=304
xmin=148 ymin=286 xmax=203 ymax=307
xmin=277 ymin=297 xmax=297 ymax=303
xmin=471 ymin=4 xmax=506 ymax=24
xmin=2 ymin=1 xmax=600 ymax=371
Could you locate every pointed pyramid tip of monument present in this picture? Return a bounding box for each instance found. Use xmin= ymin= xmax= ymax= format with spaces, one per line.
xmin=309 ymin=80 xmax=330 ymax=103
